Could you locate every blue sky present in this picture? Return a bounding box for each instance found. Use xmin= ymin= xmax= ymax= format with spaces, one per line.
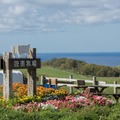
xmin=0 ymin=0 xmax=120 ymax=53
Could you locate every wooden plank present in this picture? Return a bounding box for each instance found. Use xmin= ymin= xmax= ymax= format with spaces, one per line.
xmin=57 ymin=84 xmax=77 ymax=87
xmin=84 ymin=80 xmax=93 ymax=83
xmin=46 ymin=77 xmax=77 ymax=82
xmin=98 ymin=84 xmax=120 ymax=87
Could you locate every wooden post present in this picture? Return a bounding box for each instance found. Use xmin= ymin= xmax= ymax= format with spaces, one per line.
xmin=114 ymin=81 xmax=117 ymax=94
xmin=3 ymin=52 xmax=13 ymax=100
xmin=48 ymin=79 xmax=51 ymax=88
xmin=41 ymin=76 xmax=44 ymax=85
xmin=54 ymin=79 xmax=58 ymax=89
xmin=27 ymin=48 xmax=37 ymax=96
xmin=69 ymin=75 xmax=73 ymax=94
xmin=69 ymin=74 xmax=73 ymax=79
xmin=93 ymin=76 xmax=97 ymax=85
xmin=50 ymin=79 xmax=58 ymax=89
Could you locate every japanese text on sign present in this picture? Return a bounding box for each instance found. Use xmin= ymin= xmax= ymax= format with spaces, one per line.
xmin=9 ymin=59 xmax=41 ymax=69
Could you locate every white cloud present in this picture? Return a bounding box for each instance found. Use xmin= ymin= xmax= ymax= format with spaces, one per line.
xmin=36 ymin=0 xmax=68 ymax=5
xmin=0 ymin=0 xmax=20 ymax=4
xmin=0 ymin=0 xmax=120 ymax=32
xmin=8 ymin=5 xmax=26 ymax=15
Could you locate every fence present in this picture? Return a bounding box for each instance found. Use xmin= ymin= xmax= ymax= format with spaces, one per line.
xmin=41 ymin=75 xmax=120 ymax=94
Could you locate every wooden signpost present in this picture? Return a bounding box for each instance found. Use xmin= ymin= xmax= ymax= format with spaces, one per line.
xmin=1 ymin=46 xmax=41 ymax=100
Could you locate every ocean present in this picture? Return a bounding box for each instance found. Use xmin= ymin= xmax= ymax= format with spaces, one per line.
xmin=37 ymin=52 xmax=120 ymax=67
xmin=1 ymin=52 xmax=120 ymax=67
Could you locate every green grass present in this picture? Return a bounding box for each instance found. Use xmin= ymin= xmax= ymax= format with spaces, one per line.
xmin=1 ymin=105 xmax=120 ymax=120
xmin=37 ymin=66 xmax=93 ymax=79
xmin=20 ymin=66 xmax=93 ymax=80
xmin=20 ymin=66 xmax=120 ymax=94
xmin=40 ymin=66 xmax=120 ymax=81
xmin=20 ymin=66 xmax=120 ymax=83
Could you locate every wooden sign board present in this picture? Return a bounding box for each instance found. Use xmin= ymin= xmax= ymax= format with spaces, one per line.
xmin=9 ymin=58 xmax=41 ymax=69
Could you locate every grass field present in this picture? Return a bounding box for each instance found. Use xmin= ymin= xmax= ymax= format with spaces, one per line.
xmin=38 ymin=66 xmax=120 ymax=83
xmin=20 ymin=66 xmax=120 ymax=82
xmin=34 ymin=66 xmax=119 ymax=81
xmin=20 ymin=66 xmax=120 ymax=94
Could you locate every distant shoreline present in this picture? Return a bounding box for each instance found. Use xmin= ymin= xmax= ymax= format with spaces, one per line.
xmin=37 ymin=52 xmax=120 ymax=67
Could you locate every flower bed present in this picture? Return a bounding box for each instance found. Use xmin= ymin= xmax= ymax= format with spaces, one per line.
xmin=0 ymin=82 xmax=113 ymax=113
xmin=0 ymin=82 xmax=68 ymax=104
xmin=12 ymin=94 xmax=112 ymax=112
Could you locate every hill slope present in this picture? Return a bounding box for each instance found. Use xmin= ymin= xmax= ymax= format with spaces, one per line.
xmin=42 ymin=58 xmax=120 ymax=77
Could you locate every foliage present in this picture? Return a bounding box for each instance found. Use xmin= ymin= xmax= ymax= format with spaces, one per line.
xmin=0 ymin=107 xmax=42 ymax=120
xmin=42 ymin=58 xmax=120 ymax=77
xmin=0 ymin=105 xmax=116 ymax=120
xmin=0 ymin=82 xmax=119 ymax=120
xmin=1 ymin=104 xmax=120 ymax=120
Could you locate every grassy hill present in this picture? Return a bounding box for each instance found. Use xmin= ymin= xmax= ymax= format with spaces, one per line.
xmin=20 ymin=66 xmax=120 ymax=84
xmin=42 ymin=58 xmax=120 ymax=77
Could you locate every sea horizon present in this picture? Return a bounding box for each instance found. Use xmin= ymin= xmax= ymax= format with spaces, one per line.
xmin=39 ymin=52 xmax=120 ymax=54
xmin=37 ymin=52 xmax=120 ymax=67
xmin=1 ymin=52 xmax=120 ymax=67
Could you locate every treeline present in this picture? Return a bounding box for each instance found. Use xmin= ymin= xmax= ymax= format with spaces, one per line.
xmin=42 ymin=58 xmax=120 ymax=77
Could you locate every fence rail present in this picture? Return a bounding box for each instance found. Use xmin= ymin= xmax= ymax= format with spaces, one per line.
xmin=41 ymin=75 xmax=120 ymax=94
